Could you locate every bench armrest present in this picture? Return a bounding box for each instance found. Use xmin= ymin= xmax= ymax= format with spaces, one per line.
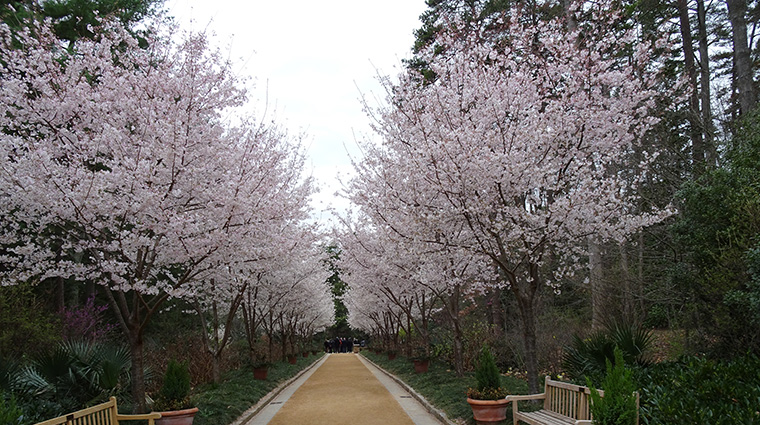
xmin=116 ymin=412 xmax=162 ymax=425
xmin=505 ymin=393 xmax=546 ymax=402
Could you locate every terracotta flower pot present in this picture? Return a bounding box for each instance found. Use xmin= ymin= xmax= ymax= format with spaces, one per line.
xmin=466 ymin=398 xmax=509 ymax=424
xmin=311 ymin=350 xmax=318 ymax=355
xmin=253 ymin=367 xmax=268 ymax=380
xmin=288 ymin=355 xmax=297 ymax=364
xmin=156 ymin=407 xmax=199 ymax=425
xmin=302 ymin=351 xmax=308 ymax=357
xmin=413 ymin=359 xmax=429 ymax=373
xmin=387 ymin=352 xmax=397 ymax=360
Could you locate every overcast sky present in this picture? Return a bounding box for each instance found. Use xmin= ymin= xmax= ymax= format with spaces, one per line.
xmin=163 ymin=0 xmax=428 ymax=226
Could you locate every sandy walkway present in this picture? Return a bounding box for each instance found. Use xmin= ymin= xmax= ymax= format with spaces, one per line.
xmin=254 ymin=354 xmax=426 ymax=425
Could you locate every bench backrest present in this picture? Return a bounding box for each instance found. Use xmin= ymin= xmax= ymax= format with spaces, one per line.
xmin=35 ymin=397 xmax=118 ymax=425
xmin=543 ymin=376 xmax=603 ymax=420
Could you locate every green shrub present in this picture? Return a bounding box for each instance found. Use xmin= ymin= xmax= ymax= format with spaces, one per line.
xmin=587 ymin=347 xmax=638 ymax=425
xmin=156 ymin=360 xmax=191 ymax=411
xmin=0 ymin=392 xmax=24 ymax=425
xmin=467 ymin=346 xmax=507 ymax=400
xmin=636 ymin=354 xmax=760 ymax=424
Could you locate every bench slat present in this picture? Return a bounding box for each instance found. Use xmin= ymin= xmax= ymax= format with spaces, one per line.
xmin=34 ymin=397 xmax=160 ymax=425
xmin=516 ymin=409 xmax=575 ymax=425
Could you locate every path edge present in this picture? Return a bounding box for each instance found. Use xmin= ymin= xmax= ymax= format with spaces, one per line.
xmin=229 ymin=354 xmax=327 ymax=425
xmin=359 ymin=354 xmax=457 ymax=425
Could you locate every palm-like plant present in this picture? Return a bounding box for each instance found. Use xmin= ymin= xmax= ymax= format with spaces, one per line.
xmin=15 ymin=341 xmax=132 ymax=409
xmin=562 ymin=321 xmax=653 ymax=382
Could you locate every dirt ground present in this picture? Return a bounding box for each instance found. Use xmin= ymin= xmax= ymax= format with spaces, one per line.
xmin=266 ymin=354 xmax=416 ymax=425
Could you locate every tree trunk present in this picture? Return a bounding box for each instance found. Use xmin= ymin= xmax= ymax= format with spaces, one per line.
xmin=104 ymin=287 xmax=163 ymax=414
xmin=211 ymin=352 xmax=222 ymax=384
xmin=637 ymin=232 xmax=646 ymax=316
xmin=697 ymin=0 xmax=714 ymax=165
xmin=589 ymin=236 xmax=604 ymax=330
xmin=55 ymin=276 xmax=65 ymax=312
xmin=513 ymin=274 xmax=539 ymax=394
xmin=129 ymin=333 xmax=147 ymax=413
xmin=678 ymin=0 xmax=705 ymax=170
xmin=405 ymin=314 xmax=412 ymax=356
xmin=449 ymin=286 xmax=465 ymax=377
xmin=619 ymin=242 xmax=634 ymax=322
xmin=726 ymin=0 xmax=756 ymax=115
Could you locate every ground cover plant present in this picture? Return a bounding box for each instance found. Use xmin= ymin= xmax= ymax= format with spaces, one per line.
xmin=192 ymin=354 xmax=323 ymax=425
xmin=635 ymin=354 xmax=760 ymax=425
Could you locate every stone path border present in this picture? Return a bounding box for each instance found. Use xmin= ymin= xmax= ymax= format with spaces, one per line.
xmin=358 ymin=354 xmax=457 ymax=425
xmin=229 ymin=354 xmax=328 ymax=425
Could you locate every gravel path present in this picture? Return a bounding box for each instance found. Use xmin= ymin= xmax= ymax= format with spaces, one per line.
xmin=242 ymin=353 xmax=446 ymax=425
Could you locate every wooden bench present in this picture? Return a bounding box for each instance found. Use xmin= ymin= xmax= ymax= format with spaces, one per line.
xmin=505 ymin=376 xmax=639 ymax=425
xmin=35 ymin=397 xmax=162 ymax=425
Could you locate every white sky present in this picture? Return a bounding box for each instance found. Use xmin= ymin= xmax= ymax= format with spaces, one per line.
xmin=163 ymin=0 xmax=428 ymax=227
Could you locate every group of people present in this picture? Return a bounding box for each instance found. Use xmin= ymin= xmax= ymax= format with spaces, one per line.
xmin=324 ymin=337 xmax=364 ymax=353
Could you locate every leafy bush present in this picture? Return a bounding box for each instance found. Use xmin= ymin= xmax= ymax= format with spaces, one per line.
xmin=0 ymin=392 xmax=24 ymax=425
xmin=155 ymin=359 xmax=192 ymax=411
xmin=587 ymin=347 xmax=638 ymax=425
xmin=563 ymin=321 xmax=652 ymax=382
xmin=0 ymin=284 xmax=61 ymax=358
xmin=637 ymin=354 xmax=760 ymax=424
xmin=467 ymin=346 xmax=508 ymax=400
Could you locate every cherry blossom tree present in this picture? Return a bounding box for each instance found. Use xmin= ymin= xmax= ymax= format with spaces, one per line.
xmin=0 ymin=18 xmax=317 ymax=410
xmin=239 ymin=227 xmax=332 ymax=363
xmin=337 ymin=218 xmax=486 ymax=375
xmin=348 ymin=2 xmax=673 ymax=392
xmin=188 ymin=120 xmax=316 ymax=384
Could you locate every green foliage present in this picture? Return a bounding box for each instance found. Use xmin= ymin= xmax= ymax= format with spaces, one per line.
xmin=637 ymin=355 xmax=760 ymax=424
xmin=724 ymin=245 xmax=760 ymax=329
xmin=322 ymin=244 xmax=350 ymax=334
xmin=156 ymin=359 xmax=191 ymax=411
xmin=586 ymin=347 xmax=638 ymax=425
xmin=0 ymin=0 xmax=160 ymax=43
xmin=474 ymin=346 xmax=500 ymax=392
xmin=0 ymin=284 xmax=62 ymax=358
xmin=671 ymin=109 xmax=760 ymax=354
xmin=0 ymin=392 xmax=24 ymax=425
xmin=467 ymin=345 xmax=507 ymax=400
xmin=563 ymin=321 xmax=653 ymax=382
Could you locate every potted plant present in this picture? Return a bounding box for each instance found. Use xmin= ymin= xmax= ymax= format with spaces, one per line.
xmin=252 ymin=354 xmax=271 ymax=381
xmin=411 ymin=346 xmax=430 ymax=373
xmin=466 ymin=346 xmax=509 ymax=424
xmin=153 ymin=359 xmax=199 ymax=425
xmin=287 ymin=353 xmax=297 ymax=364
xmin=387 ymin=349 xmax=397 ymax=360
